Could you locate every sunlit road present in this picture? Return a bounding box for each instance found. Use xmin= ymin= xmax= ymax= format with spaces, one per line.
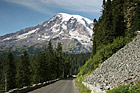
xmin=29 ymin=78 xmax=79 ymax=93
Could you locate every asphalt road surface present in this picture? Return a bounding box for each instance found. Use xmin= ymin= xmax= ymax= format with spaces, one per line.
xmin=29 ymin=78 xmax=79 ymax=93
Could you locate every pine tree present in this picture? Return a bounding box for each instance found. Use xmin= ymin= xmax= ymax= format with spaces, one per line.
xmin=124 ymin=0 xmax=136 ymax=37
xmin=129 ymin=0 xmax=140 ymax=37
xmin=0 ymin=56 xmax=5 ymax=92
xmin=134 ymin=0 xmax=140 ymax=30
xmin=91 ymin=0 xmax=107 ymax=52
xmin=64 ymin=56 xmax=71 ymax=78
xmin=55 ymin=42 xmax=63 ymax=78
xmin=91 ymin=19 xmax=98 ymax=57
xmin=112 ymin=0 xmax=125 ymax=37
xmin=47 ymin=40 xmax=54 ymax=54
xmin=4 ymin=51 xmax=16 ymax=91
xmin=102 ymin=0 xmax=106 ymax=14
xmin=91 ymin=0 xmax=126 ymax=57
xmin=103 ymin=0 xmax=115 ymax=44
xmin=103 ymin=0 xmax=106 ymax=7
xmin=42 ymin=40 xmax=54 ymax=80
xmin=16 ymin=51 xmax=30 ymax=88
xmin=0 ymin=56 xmax=2 ymax=79
xmin=32 ymin=52 xmax=47 ymax=83
xmin=30 ymin=40 xmax=56 ymax=83
xmin=46 ymin=40 xmax=57 ymax=79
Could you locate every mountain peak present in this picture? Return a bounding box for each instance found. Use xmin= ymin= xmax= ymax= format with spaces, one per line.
xmin=0 ymin=13 xmax=93 ymax=53
xmin=57 ymin=13 xmax=93 ymax=25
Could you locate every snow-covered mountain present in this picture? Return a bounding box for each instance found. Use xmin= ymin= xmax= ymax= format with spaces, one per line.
xmin=0 ymin=13 xmax=93 ymax=53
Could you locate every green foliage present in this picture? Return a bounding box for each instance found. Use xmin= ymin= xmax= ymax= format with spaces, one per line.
xmin=45 ymin=40 xmax=56 ymax=79
xmin=0 ymin=42 xmax=88 ymax=91
xmin=32 ymin=52 xmax=48 ymax=83
xmin=92 ymin=0 xmax=125 ymax=56
xmin=0 ymin=41 xmax=73 ymax=91
xmin=91 ymin=0 xmax=139 ymax=58
xmin=108 ymin=85 xmax=130 ymax=93
xmin=64 ymin=56 xmax=71 ymax=78
xmin=77 ymin=0 xmax=139 ymax=92
xmin=16 ymin=51 xmax=30 ymax=88
xmin=30 ymin=41 xmax=72 ymax=84
xmin=74 ymin=75 xmax=91 ymax=93
xmin=68 ymin=53 xmax=90 ymax=75
xmin=55 ymin=42 xmax=64 ymax=78
xmin=4 ymin=51 xmax=16 ymax=91
xmin=103 ymin=0 xmax=115 ymax=44
xmin=87 ymin=0 xmax=137 ymax=78
xmin=128 ymin=0 xmax=140 ymax=38
xmin=112 ymin=0 xmax=125 ymax=37
xmin=78 ymin=37 xmax=126 ymax=77
xmin=78 ymin=59 xmax=93 ymax=76
xmin=108 ymin=81 xmax=140 ymax=93
xmin=129 ymin=81 xmax=140 ymax=93
xmin=0 ymin=57 xmax=5 ymax=92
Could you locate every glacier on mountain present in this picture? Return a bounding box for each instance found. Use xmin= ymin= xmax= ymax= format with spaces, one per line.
xmin=0 ymin=13 xmax=93 ymax=53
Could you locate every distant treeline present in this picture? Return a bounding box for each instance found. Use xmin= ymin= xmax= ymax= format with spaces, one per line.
xmin=69 ymin=53 xmax=90 ymax=75
xmin=0 ymin=40 xmax=90 ymax=92
xmin=0 ymin=41 xmax=70 ymax=92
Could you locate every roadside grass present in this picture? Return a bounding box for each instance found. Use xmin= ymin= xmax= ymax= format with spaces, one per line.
xmin=74 ymin=74 xmax=91 ymax=93
xmin=108 ymin=80 xmax=140 ymax=93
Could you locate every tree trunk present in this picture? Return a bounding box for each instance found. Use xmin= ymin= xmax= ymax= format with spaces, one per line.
xmin=4 ymin=74 xmax=7 ymax=92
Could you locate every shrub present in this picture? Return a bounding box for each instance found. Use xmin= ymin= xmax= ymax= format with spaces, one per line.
xmin=129 ymin=81 xmax=140 ymax=93
xmin=108 ymin=81 xmax=140 ymax=93
xmin=108 ymin=85 xmax=130 ymax=93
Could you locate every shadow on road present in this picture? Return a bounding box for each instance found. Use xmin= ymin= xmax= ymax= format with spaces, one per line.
xmin=61 ymin=77 xmax=74 ymax=80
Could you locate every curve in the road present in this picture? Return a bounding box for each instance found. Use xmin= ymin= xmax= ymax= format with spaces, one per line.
xmin=29 ymin=78 xmax=79 ymax=93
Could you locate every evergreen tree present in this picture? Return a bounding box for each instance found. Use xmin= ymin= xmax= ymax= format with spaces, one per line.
xmin=0 ymin=56 xmax=3 ymax=79
xmin=112 ymin=0 xmax=125 ymax=37
xmin=102 ymin=0 xmax=106 ymax=14
xmin=103 ymin=0 xmax=115 ymax=44
xmin=64 ymin=56 xmax=71 ymax=78
xmin=103 ymin=0 xmax=106 ymax=7
xmin=46 ymin=40 xmax=57 ymax=79
xmin=91 ymin=0 xmax=126 ymax=57
xmin=42 ymin=40 xmax=54 ymax=80
xmin=67 ymin=53 xmax=90 ymax=75
xmin=31 ymin=52 xmax=47 ymax=83
xmin=91 ymin=19 xmax=98 ymax=57
xmin=91 ymin=0 xmax=108 ymax=53
xmin=0 ymin=56 xmax=4 ymax=92
xmin=16 ymin=51 xmax=30 ymax=88
xmin=55 ymin=42 xmax=63 ymax=78
xmin=4 ymin=51 xmax=16 ymax=91
xmin=47 ymin=40 xmax=54 ymax=54
xmin=129 ymin=0 xmax=140 ymax=37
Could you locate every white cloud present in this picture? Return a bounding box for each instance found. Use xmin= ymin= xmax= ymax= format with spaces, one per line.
xmin=3 ymin=0 xmax=102 ymax=14
xmin=51 ymin=0 xmax=102 ymax=13
xmin=3 ymin=0 xmax=54 ymax=15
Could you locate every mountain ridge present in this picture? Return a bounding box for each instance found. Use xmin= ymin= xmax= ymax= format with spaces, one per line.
xmin=0 ymin=13 xmax=93 ymax=53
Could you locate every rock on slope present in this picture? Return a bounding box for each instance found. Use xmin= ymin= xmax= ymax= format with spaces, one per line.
xmin=0 ymin=13 xmax=93 ymax=53
xmin=83 ymin=35 xmax=140 ymax=92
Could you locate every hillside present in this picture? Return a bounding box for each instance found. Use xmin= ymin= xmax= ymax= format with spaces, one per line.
xmin=75 ymin=0 xmax=140 ymax=93
xmin=83 ymin=34 xmax=140 ymax=92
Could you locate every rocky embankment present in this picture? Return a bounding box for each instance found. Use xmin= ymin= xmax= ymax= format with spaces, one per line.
xmin=83 ymin=35 xmax=140 ymax=93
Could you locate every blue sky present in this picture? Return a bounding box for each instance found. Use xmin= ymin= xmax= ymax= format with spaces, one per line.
xmin=0 ymin=0 xmax=102 ymax=36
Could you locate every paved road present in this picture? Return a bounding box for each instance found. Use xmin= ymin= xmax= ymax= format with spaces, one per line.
xmin=29 ymin=78 xmax=79 ymax=93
